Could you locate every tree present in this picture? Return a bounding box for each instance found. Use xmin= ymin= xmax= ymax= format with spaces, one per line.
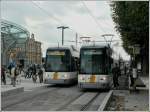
xmin=110 ymin=1 xmax=149 ymax=75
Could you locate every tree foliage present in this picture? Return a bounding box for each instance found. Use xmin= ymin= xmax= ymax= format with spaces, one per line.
xmin=110 ymin=1 xmax=149 ymax=56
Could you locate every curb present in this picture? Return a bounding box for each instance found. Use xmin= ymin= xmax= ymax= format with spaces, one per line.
xmin=98 ymin=90 xmax=113 ymax=111
xmin=1 ymin=87 xmax=24 ymax=97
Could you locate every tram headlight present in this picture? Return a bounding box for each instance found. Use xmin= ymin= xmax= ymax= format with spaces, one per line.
xmin=45 ymin=73 xmax=48 ymax=78
xmin=102 ymin=77 xmax=106 ymax=80
xmin=80 ymin=76 xmax=84 ymax=80
xmin=64 ymin=74 xmax=67 ymax=78
xmin=62 ymin=74 xmax=67 ymax=78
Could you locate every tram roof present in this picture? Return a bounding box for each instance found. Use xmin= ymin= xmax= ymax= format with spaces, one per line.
xmin=47 ymin=45 xmax=79 ymax=58
xmin=81 ymin=43 xmax=110 ymax=49
xmin=47 ymin=45 xmax=78 ymax=50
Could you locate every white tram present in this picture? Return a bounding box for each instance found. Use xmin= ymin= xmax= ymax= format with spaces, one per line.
xmin=44 ymin=45 xmax=79 ymax=84
xmin=78 ymin=44 xmax=113 ymax=89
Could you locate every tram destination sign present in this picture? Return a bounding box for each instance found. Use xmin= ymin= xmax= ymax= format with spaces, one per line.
xmin=84 ymin=50 xmax=102 ymax=55
xmin=47 ymin=51 xmax=65 ymax=55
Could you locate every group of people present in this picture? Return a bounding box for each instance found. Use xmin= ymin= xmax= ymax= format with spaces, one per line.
xmin=1 ymin=53 xmax=20 ymax=87
xmin=1 ymin=53 xmax=44 ymax=87
xmin=25 ymin=64 xmax=44 ymax=83
xmin=112 ymin=62 xmax=138 ymax=89
xmin=1 ymin=64 xmax=44 ymax=87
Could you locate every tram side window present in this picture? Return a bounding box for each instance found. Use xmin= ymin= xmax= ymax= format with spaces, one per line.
xmin=105 ymin=56 xmax=110 ymax=74
xmin=75 ymin=58 xmax=79 ymax=71
xmin=105 ymin=54 xmax=113 ymax=74
xmin=109 ymin=57 xmax=113 ymax=73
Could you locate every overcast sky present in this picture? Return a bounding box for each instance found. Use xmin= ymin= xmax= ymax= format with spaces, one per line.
xmin=1 ymin=0 xmax=130 ymax=60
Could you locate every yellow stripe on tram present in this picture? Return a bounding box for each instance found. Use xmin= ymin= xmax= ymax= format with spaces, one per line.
xmin=90 ymin=75 xmax=96 ymax=83
xmin=53 ymin=72 xmax=58 ymax=80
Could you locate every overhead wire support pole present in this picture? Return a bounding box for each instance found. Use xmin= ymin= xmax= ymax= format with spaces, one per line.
xmin=57 ymin=26 xmax=69 ymax=46
xmin=76 ymin=33 xmax=78 ymax=47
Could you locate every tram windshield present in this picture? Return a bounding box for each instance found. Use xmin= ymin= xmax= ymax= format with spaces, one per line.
xmin=45 ymin=50 xmax=71 ymax=72
xmin=80 ymin=48 xmax=109 ymax=74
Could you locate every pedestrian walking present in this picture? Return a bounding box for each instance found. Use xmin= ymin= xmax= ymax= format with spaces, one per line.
xmin=14 ymin=65 xmax=20 ymax=85
xmin=8 ymin=53 xmax=17 ymax=87
xmin=25 ymin=67 xmax=30 ymax=78
xmin=18 ymin=61 xmax=23 ymax=74
xmin=1 ymin=65 xmax=6 ymax=85
xmin=10 ymin=63 xmax=21 ymax=87
xmin=29 ymin=65 xmax=33 ymax=78
xmin=112 ymin=63 xmax=121 ymax=89
xmin=32 ymin=64 xmax=37 ymax=83
xmin=129 ymin=68 xmax=134 ymax=87
xmin=124 ymin=65 xmax=127 ymax=76
xmin=38 ymin=67 xmax=43 ymax=83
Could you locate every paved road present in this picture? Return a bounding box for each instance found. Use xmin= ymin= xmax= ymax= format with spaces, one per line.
xmin=2 ymin=84 xmax=109 ymax=111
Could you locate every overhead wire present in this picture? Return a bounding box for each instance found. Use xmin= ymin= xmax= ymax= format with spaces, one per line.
xmin=30 ymin=1 xmax=85 ymax=43
xmin=31 ymin=1 xmax=120 ymax=46
xmin=81 ymin=1 xmax=108 ymax=42
xmin=82 ymin=1 xmax=126 ymax=59
xmin=81 ymin=1 xmax=121 ymax=44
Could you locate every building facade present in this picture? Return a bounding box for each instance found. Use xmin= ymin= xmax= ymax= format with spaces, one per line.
xmin=1 ymin=20 xmax=42 ymax=67
xmin=25 ymin=34 xmax=42 ymax=66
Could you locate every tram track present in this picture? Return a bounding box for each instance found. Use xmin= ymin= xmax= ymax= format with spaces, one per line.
xmin=2 ymin=87 xmax=59 ymax=110
xmin=2 ymin=84 xmax=79 ymax=111
xmin=56 ymin=92 xmax=85 ymax=111
xmin=2 ymin=83 xmax=110 ymax=111
xmin=58 ymin=90 xmax=110 ymax=111
xmin=2 ymin=84 xmax=78 ymax=110
xmin=58 ymin=92 xmax=101 ymax=111
xmin=80 ymin=92 xmax=100 ymax=111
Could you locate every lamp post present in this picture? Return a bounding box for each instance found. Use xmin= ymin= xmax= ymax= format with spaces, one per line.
xmin=57 ymin=26 xmax=69 ymax=46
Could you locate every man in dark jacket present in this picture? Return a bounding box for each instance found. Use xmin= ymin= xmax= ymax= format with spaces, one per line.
xmin=1 ymin=66 xmax=6 ymax=85
xmin=32 ymin=64 xmax=37 ymax=83
xmin=38 ymin=67 xmax=43 ymax=83
xmin=112 ymin=63 xmax=120 ymax=88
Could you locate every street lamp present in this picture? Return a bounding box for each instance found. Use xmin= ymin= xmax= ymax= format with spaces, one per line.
xmin=57 ymin=26 xmax=69 ymax=46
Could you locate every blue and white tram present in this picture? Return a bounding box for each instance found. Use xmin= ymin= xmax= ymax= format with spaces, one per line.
xmin=78 ymin=44 xmax=113 ymax=89
xmin=44 ymin=45 xmax=79 ymax=84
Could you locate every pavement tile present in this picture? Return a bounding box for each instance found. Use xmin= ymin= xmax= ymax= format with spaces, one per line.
xmin=107 ymin=74 xmax=149 ymax=111
xmin=1 ymin=76 xmax=48 ymax=94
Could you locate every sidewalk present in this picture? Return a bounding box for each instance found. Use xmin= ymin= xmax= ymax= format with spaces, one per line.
xmin=1 ymin=75 xmax=49 ymax=97
xmin=139 ymin=76 xmax=149 ymax=90
xmin=107 ymin=74 xmax=149 ymax=111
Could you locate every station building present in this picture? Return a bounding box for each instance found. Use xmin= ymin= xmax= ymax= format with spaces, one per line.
xmin=1 ymin=19 xmax=42 ymax=67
